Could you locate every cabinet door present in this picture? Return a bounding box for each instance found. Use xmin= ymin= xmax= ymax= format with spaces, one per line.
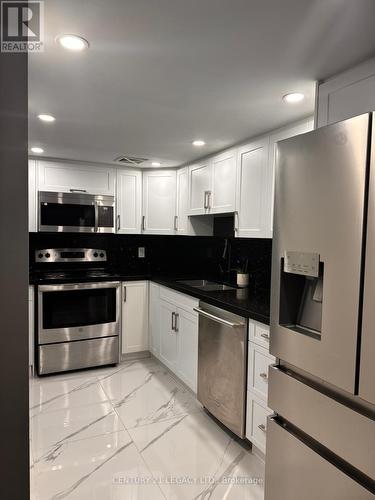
xmin=159 ymin=299 xmax=178 ymax=372
xmin=38 ymin=160 xmax=115 ymax=195
xmin=116 ymin=168 xmax=142 ymax=234
xmin=188 ymin=161 xmax=212 ymax=215
xmin=267 ymin=119 xmax=313 ymax=237
xmin=29 ymin=159 xmax=37 ymax=232
xmin=149 ymin=283 xmax=161 ymax=358
xmin=175 ymin=167 xmax=191 ymax=235
xmin=142 ymin=170 xmax=176 ymax=234
xmin=211 ymin=149 xmax=237 ymax=214
xmin=316 ymin=58 xmax=375 ymax=127
xmin=121 ymin=281 xmax=149 ymax=354
xmin=176 ymin=308 xmax=198 ymax=392
xmin=236 ymin=138 xmax=270 ymax=238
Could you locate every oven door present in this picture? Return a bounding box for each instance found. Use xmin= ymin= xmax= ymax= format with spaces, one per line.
xmin=38 ymin=191 xmax=114 ymax=233
xmin=38 ymin=282 xmax=120 ymax=344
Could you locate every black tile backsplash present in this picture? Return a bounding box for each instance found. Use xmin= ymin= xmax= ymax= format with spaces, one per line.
xmin=30 ymin=233 xmax=272 ymax=305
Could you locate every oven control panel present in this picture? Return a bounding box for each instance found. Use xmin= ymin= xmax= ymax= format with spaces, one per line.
xmin=35 ymin=248 xmax=107 ymax=263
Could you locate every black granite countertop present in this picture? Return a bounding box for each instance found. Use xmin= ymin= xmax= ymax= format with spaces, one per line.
xmin=29 ymin=271 xmax=270 ymax=325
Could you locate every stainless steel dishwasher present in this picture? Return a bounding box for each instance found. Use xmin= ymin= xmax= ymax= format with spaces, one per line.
xmin=194 ymin=302 xmax=247 ymax=438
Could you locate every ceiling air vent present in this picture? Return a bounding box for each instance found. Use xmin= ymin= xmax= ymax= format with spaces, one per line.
xmin=114 ymin=155 xmax=148 ymax=166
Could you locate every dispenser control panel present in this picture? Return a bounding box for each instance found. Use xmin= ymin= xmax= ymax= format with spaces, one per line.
xmin=284 ymin=251 xmax=320 ymax=277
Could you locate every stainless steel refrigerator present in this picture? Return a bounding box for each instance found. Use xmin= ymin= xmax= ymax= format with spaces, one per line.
xmin=266 ymin=113 xmax=375 ymax=499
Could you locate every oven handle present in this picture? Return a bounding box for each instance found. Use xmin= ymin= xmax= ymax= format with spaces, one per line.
xmin=38 ymin=281 xmax=121 ymax=292
xmin=193 ymin=307 xmax=244 ymax=328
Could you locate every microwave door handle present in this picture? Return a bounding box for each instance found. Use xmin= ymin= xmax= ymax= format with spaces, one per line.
xmin=94 ymin=202 xmax=99 ymax=233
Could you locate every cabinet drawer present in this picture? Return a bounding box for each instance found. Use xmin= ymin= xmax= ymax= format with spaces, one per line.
xmin=249 ymin=320 xmax=270 ymax=349
xmin=246 ymin=392 xmax=272 ymax=453
xmin=248 ymin=342 xmax=275 ymax=402
xmin=159 ymin=285 xmax=199 ymax=312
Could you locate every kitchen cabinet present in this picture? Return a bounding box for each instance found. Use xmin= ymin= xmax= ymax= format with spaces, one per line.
xmin=121 ymin=281 xmax=149 ymax=354
xmin=142 ymin=170 xmax=176 ymax=234
xmin=316 ymin=57 xmax=375 ymax=127
xmin=188 ymin=151 xmax=237 ymax=216
xmin=175 ymin=167 xmax=190 ymax=234
xmin=188 ymin=161 xmax=212 ymax=215
xmin=246 ymin=319 xmax=274 ymax=454
xmin=149 ymin=282 xmax=161 ymax=357
xmin=210 ymin=149 xmax=237 ymax=213
xmin=29 ymin=285 xmax=34 ymax=373
xmin=116 ymin=168 xmax=142 ymax=234
xmin=159 ymin=298 xmax=179 ymax=372
xmin=29 ymin=159 xmax=37 ymax=232
xmin=235 ymin=137 xmax=270 ymax=238
xmin=153 ymin=284 xmax=199 ymax=392
xmin=38 ymin=160 xmax=116 ymax=195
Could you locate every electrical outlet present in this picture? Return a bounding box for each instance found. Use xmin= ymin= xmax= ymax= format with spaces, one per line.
xmin=138 ymin=247 xmax=146 ymax=258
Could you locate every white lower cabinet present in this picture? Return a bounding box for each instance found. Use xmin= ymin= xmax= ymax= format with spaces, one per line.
xmin=246 ymin=391 xmax=272 ymax=452
xmin=29 ymin=285 xmax=34 ymax=371
xmin=151 ymin=284 xmax=199 ymax=393
xmin=149 ymin=282 xmax=161 ymax=357
xmin=121 ymin=281 xmax=149 ymax=354
xmin=246 ymin=320 xmax=274 ymax=454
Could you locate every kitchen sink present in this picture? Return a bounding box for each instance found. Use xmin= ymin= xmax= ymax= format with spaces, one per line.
xmin=177 ymin=279 xmax=236 ymax=291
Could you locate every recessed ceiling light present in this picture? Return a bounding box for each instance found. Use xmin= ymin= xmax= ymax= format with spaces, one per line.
xmin=31 ymin=147 xmax=44 ymax=154
xmin=38 ymin=113 xmax=55 ymax=122
xmin=283 ymin=92 xmax=305 ymax=104
xmin=56 ymin=34 xmax=89 ymax=51
xmin=192 ymin=139 xmax=206 ymax=147
xmin=151 ymin=162 xmax=161 ymax=167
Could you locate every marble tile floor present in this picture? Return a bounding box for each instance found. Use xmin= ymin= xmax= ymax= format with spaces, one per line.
xmin=30 ymin=357 xmax=265 ymax=499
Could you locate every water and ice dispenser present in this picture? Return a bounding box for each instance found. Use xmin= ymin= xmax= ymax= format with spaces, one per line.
xmin=279 ymin=251 xmax=323 ymax=340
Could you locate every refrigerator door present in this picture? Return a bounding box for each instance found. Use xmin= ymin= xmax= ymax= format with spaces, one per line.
xmin=360 ymin=113 xmax=375 ymax=406
xmin=270 ymin=113 xmax=370 ymax=393
xmin=265 ymin=418 xmax=375 ymax=500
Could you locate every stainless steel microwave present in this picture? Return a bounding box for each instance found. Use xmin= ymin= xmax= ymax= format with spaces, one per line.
xmin=38 ymin=191 xmax=115 ymax=233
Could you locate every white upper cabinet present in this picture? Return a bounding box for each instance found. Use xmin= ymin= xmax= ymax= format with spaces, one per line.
xmin=188 ymin=161 xmax=212 ymax=215
xmin=235 ymin=137 xmax=270 ymax=238
xmin=116 ymin=168 xmax=142 ymax=234
xmin=142 ymin=169 xmax=176 ymax=234
xmin=29 ymin=159 xmax=37 ymax=232
xmin=210 ymin=149 xmax=237 ymax=213
xmin=38 ymin=160 xmax=115 ymax=195
xmin=121 ymin=281 xmax=149 ymax=354
xmin=175 ymin=167 xmax=190 ymax=234
xmin=316 ymin=57 xmax=375 ymax=127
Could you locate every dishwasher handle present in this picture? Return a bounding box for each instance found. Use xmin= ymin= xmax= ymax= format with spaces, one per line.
xmin=193 ymin=307 xmax=244 ymax=328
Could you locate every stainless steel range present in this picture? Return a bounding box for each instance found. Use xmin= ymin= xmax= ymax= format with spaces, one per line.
xmin=35 ymin=248 xmax=120 ymax=375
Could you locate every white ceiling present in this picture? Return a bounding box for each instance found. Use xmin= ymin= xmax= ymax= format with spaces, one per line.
xmin=29 ymin=0 xmax=375 ymax=168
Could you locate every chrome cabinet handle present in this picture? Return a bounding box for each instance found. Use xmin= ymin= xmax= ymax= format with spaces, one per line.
xmin=123 ymin=286 xmax=127 ymax=302
xmin=175 ymin=313 xmax=179 ymax=332
xmin=258 ymin=424 xmax=267 ymax=433
xmin=69 ymin=188 xmax=87 ymax=193
xmin=174 ymin=215 xmax=178 ymax=231
xmin=260 ymin=333 xmax=270 ymax=340
xmin=207 ymin=191 xmax=212 ymax=209
xmin=204 ymin=191 xmax=209 ymax=209
xmin=259 ymin=372 xmax=268 ymax=380
xmin=142 ymin=215 xmax=146 ymax=231
xmin=117 ymin=214 xmax=121 ymax=231
xmin=171 ymin=312 xmax=176 ymax=331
